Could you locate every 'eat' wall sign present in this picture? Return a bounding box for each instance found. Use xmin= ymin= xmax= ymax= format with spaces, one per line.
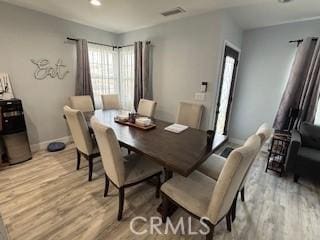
xmin=31 ymin=58 xmax=70 ymax=80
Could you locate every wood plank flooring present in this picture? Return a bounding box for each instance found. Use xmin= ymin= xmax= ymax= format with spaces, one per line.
xmin=0 ymin=144 xmax=319 ymax=240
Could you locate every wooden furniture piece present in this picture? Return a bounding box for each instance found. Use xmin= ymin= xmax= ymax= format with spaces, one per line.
xmin=266 ymin=132 xmax=290 ymax=176
xmin=137 ymin=99 xmax=157 ymax=118
xmin=161 ymin=135 xmax=260 ymax=240
xmin=176 ymin=102 xmax=204 ymax=129
xmin=91 ymin=117 xmax=162 ymax=220
xmin=69 ymin=96 xmax=94 ymax=112
xmin=114 ymin=117 xmax=156 ymax=130
xmin=64 ymin=106 xmax=100 ymax=181
xmin=84 ymin=110 xmax=228 ymax=178
xmin=101 ymin=94 xmax=120 ymax=110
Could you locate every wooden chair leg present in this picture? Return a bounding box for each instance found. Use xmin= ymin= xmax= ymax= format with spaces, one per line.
xmin=294 ymin=174 xmax=299 ymax=183
xmin=240 ymin=187 xmax=245 ymax=202
xmin=161 ymin=194 xmax=169 ymax=223
xmin=231 ymin=192 xmax=239 ymax=222
xmin=155 ymin=174 xmax=161 ymax=199
xmin=104 ymin=174 xmax=109 ymax=197
xmin=88 ymin=157 xmax=93 ymax=182
xmin=226 ymin=211 xmax=232 ymax=232
xmin=117 ymin=187 xmax=125 ymax=221
xmin=205 ymin=221 xmax=215 ymax=240
xmin=76 ymin=150 xmax=81 ymax=170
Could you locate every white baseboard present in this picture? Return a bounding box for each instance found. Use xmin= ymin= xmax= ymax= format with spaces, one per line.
xmin=30 ymin=136 xmax=73 ymax=153
xmin=229 ymin=138 xmax=245 ymax=145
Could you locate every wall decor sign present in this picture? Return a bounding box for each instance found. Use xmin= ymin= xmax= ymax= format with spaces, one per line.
xmin=30 ymin=58 xmax=70 ymax=80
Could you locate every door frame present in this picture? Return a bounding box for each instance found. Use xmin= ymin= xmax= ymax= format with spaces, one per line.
xmin=210 ymin=40 xmax=241 ymax=134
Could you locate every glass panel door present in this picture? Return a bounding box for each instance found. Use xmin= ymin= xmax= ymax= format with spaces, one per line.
xmin=214 ymin=45 xmax=240 ymax=135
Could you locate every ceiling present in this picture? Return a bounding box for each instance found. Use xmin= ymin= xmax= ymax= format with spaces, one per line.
xmin=1 ymin=0 xmax=320 ymax=33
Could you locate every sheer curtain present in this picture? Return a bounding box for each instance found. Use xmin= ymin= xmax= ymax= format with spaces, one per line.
xmin=88 ymin=44 xmax=134 ymax=110
xmin=119 ymin=46 xmax=135 ymax=110
xmin=88 ymin=44 xmax=118 ymax=109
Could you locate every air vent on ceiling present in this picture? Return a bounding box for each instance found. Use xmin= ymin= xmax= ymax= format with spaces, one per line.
xmin=161 ymin=7 xmax=186 ymax=17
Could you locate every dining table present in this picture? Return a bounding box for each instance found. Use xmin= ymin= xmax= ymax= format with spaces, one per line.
xmin=84 ymin=109 xmax=228 ymax=216
xmin=84 ymin=109 xmax=228 ymax=179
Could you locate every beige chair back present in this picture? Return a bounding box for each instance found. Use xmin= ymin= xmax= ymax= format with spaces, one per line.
xmin=207 ymin=134 xmax=260 ymax=224
xmin=64 ymin=106 xmax=93 ymax=155
xmin=176 ymin=102 xmax=204 ymax=129
xmin=101 ymin=94 xmax=121 ymax=110
xmin=137 ymin=99 xmax=157 ymax=118
xmin=256 ymin=123 xmax=273 ymax=147
xmin=239 ymin=123 xmax=273 ymax=190
xmin=91 ymin=117 xmax=125 ymax=187
xmin=69 ymin=96 xmax=94 ymax=112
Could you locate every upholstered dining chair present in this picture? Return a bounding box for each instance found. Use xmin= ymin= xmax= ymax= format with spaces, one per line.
xmin=137 ymin=99 xmax=157 ymax=118
xmin=64 ymin=106 xmax=100 ymax=181
xmin=197 ymin=123 xmax=272 ymax=220
xmin=69 ymin=95 xmax=94 ymax=112
xmin=91 ymin=117 xmax=162 ymax=221
xmin=101 ymin=94 xmax=121 ymax=110
xmin=161 ymin=134 xmax=260 ymax=239
xmin=176 ymin=102 xmax=204 ymax=129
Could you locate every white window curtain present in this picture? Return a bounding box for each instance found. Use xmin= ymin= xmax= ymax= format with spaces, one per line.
xmin=119 ymin=46 xmax=135 ymax=111
xmin=88 ymin=43 xmax=134 ymax=110
xmin=88 ymin=43 xmax=119 ymax=109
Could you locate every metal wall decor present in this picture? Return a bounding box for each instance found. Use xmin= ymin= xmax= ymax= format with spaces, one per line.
xmin=30 ymin=58 xmax=70 ymax=80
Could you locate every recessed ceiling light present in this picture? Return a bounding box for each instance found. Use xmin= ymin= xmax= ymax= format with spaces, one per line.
xmin=89 ymin=0 xmax=101 ymax=6
xmin=278 ymin=0 xmax=294 ymax=3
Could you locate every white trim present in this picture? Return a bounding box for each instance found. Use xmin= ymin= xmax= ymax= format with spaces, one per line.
xmin=229 ymin=137 xmax=244 ymax=145
xmin=30 ymin=136 xmax=73 ymax=152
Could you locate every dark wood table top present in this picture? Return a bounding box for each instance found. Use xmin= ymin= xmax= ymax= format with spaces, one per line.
xmin=85 ymin=110 xmax=228 ymax=177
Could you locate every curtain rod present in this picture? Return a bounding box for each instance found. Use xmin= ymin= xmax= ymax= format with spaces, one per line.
xmin=289 ymin=37 xmax=318 ymax=46
xmin=66 ymin=37 xmax=133 ymax=49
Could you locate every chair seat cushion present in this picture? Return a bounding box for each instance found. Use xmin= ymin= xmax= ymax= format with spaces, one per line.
xmin=197 ymin=154 xmax=226 ymax=180
xmin=123 ymin=154 xmax=162 ymax=185
xmin=297 ymin=147 xmax=320 ymax=164
xmin=161 ymin=171 xmax=216 ymax=218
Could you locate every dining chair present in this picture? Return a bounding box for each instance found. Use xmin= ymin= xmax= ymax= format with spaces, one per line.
xmin=161 ymin=134 xmax=260 ymax=239
xmin=137 ymin=99 xmax=157 ymax=118
xmin=197 ymin=123 xmax=272 ymax=220
xmin=90 ymin=116 xmax=163 ymax=221
xmin=64 ymin=106 xmax=100 ymax=181
xmin=101 ymin=94 xmax=121 ymax=110
xmin=69 ymin=95 xmax=94 ymax=112
xmin=176 ymin=102 xmax=204 ymax=129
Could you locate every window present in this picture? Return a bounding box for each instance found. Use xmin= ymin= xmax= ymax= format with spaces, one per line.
xmin=88 ymin=44 xmax=134 ymax=110
xmin=119 ymin=46 xmax=135 ymax=111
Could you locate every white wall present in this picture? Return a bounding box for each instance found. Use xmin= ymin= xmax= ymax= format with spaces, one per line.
xmin=229 ymin=19 xmax=320 ymax=141
xmin=0 ymin=2 xmax=118 ymax=147
xmin=118 ymin=11 xmax=243 ymax=130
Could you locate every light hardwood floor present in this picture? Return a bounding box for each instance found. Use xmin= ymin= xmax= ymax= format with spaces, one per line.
xmin=0 ymin=144 xmax=319 ymax=240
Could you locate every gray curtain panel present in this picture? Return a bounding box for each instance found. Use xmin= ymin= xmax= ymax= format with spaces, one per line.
xmin=75 ymin=39 xmax=95 ymax=106
xmin=143 ymin=41 xmax=153 ymax=100
xmin=298 ymin=40 xmax=320 ymax=125
xmin=273 ymin=37 xmax=319 ymax=130
xmin=134 ymin=41 xmax=143 ymax=110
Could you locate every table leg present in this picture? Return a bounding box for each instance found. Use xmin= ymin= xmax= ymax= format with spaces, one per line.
xmin=157 ymin=168 xmax=178 ymax=217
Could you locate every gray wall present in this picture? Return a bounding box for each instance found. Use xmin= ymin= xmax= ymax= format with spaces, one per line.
xmin=229 ymin=19 xmax=320 ymax=141
xmin=119 ymin=11 xmax=243 ymax=130
xmin=0 ymin=2 xmax=118 ymax=146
